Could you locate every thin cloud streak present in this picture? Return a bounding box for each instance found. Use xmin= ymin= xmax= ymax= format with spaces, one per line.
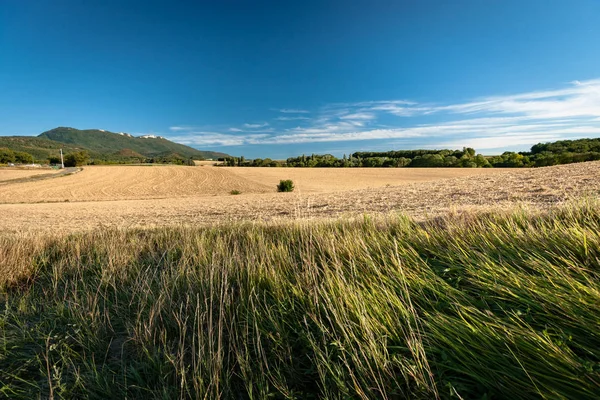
xmin=434 ymin=134 xmax=565 ymax=151
xmin=276 ymin=116 xmax=310 ymax=121
xmin=339 ymin=112 xmax=376 ymax=120
xmin=170 ymin=123 xmax=600 ymax=147
xmin=170 ymin=131 xmax=271 ymax=147
xmin=169 ymin=126 xmax=198 ymax=131
xmin=243 ymin=122 xmax=269 ymax=128
xmin=276 ymin=108 xmax=310 ymax=113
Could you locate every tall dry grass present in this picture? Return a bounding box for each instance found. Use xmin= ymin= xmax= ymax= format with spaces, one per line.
xmin=1 ymin=201 xmax=599 ymax=398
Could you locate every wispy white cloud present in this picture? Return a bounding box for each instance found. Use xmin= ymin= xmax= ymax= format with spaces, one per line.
xmin=171 ymin=131 xmax=271 ymax=147
xmin=276 ymin=116 xmax=310 ymax=121
xmin=433 ymin=134 xmax=565 ymax=151
xmin=369 ymin=104 xmax=433 ymax=116
xmin=431 ymin=79 xmax=600 ymax=120
xmin=169 ymin=126 xmax=198 ymax=131
xmin=243 ymin=122 xmax=269 ymax=128
xmin=339 ymin=112 xmax=376 ymax=120
xmin=253 ymin=120 xmax=600 ymax=146
xmin=276 ymin=108 xmax=310 ymax=114
xmin=168 ymin=79 xmax=600 ymax=151
xmin=325 ymin=100 xmax=416 ymax=108
xmin=323 ymin=79 xmax=600 ymax=122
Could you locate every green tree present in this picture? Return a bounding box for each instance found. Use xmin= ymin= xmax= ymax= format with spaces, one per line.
xmin=473 ymin=154 xmax=492 ymax=168
xmin=0 ymin=148 xmax=16 ymax=163
xmin=14 ymin=151 xmax=34 ymax=164
xmin=64 ymin=151 xmax=90 ymax=167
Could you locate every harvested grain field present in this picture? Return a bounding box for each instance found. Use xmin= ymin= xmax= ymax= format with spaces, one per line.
xmin=0 ymin=161 xmax=599 ymax=233
xmin=225 ymin=167 xmax=507 ymax=192
xmin=194 ymin=160 xmax=224 ymax=166
xmin=0 ymin=165 xmax=274 ymax=203
xmin=0 ymin=168 xmax=59 ymax=183
xmin=0 ymin=164 xmax=508 ymax=203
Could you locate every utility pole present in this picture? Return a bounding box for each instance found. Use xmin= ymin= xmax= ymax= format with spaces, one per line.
xmin=60 ymin=149 xmax=65 ymax=169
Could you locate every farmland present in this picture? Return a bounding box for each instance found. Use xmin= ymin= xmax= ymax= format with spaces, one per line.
xmin=0 ymin=164 xmax=508 ymax=204
xmin=0 ymin=168 xmax=61 ymax=183
xmin=0 ymin=162 xmax=599 ymax=233
xmin=0 ymin=165 xmax=271 ymax=203
xmin=4 ymin=1 xmax=600 ymax=397
xmin=1 ymin=162 xmax=600 ymax=398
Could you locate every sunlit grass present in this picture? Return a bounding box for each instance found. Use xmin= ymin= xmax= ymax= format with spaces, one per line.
xmin=1 ymin=201 xmax=599 ymax=398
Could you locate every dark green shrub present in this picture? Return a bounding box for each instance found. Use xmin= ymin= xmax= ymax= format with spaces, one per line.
xmin=64 ymin=151 xmax=90 ymax=167
xmin=14 ymin=151 xmax=34 ymax=164
xmin=277 ymin=179 xmax=294 ymax=192
xmin=0 ymin=147 xmax=15 ymax=163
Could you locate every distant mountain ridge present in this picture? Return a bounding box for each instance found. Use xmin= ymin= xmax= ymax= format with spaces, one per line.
xmin=0 ymin=127 xmax=229 ymax=161
xmin=38 ymin=127 xmax=228 ymax=159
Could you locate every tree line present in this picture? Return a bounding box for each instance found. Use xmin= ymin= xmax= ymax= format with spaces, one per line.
xmin=0 ymin=148 xmax=35 ymax=164
xmin=221 ymin=138 xmax=600 ymax=168
xmin=4 ymin=137 xmax=600 ymax=169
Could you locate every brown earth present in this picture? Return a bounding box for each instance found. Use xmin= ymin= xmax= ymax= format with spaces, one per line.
xmin=0 ymin=162 xmax=598 ymax=233
xmin=0 ymin=168 xmax=59 ymax=182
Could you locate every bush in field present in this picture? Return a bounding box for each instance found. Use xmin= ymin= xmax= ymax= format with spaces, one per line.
xmin=277 ymin=179 xmax=294 ymax=192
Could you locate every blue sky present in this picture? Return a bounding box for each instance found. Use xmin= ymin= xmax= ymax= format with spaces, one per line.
xmin=1 ymin=0 xmax=600 ymax=158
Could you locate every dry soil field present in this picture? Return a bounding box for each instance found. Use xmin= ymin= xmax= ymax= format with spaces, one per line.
xmin=0 ymin=165 xmax=274 ymax=203
xmin=0 ymin=162 xmax=598 ymax=233
xmin=0 ymin=165 xmax=508 ymax=203
xmin=226 ymin=167 xmax=507 ymax=193
xmin=0 ymin=167 xmax=60 ymax=183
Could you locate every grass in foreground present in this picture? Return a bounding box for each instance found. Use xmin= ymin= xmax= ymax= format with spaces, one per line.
xmin=1 ymin=202 xmax=599 ymax=399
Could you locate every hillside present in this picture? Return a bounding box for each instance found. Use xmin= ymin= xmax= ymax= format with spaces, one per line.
xmin=0 ymin=136 xmax=92 ymax=161
xmin=0 ymin=127 xmax=228 ymax=163
xmin=38 ymin=127 xmax=229 ymax=160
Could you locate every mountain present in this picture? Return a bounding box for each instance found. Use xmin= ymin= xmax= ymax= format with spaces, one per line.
xmin=114 ymin=149 xmax=146 ymax=159
xmin=0 ymin=136 xmax=88 ymax=161
xmin=37 ymin=127 xmax=229 ymax=160
xmin=0 ymin=127 xmax=229 ymax=162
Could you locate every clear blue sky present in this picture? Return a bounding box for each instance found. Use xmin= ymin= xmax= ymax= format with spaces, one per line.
xmin=1 ymin=0 xmax=600 ymax=158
